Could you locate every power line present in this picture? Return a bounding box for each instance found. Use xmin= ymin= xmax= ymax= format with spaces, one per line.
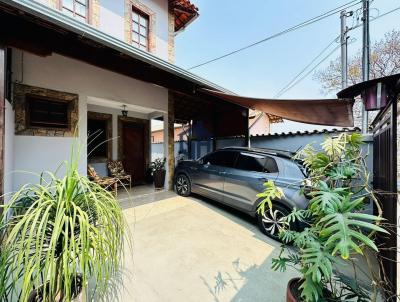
xmin=276 ymin=45 xmax=341 ymax=98
xmin=187 ymin=0 xmax=362 ymax=70
xmin=273 ymin=35 xmax=340 ymax=98
xmin=274 ymin=6 xmax=400 ymax=98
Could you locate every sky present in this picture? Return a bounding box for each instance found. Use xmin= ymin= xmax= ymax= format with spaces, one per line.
xmin=174 ymin=0 xmax=400 ymax=132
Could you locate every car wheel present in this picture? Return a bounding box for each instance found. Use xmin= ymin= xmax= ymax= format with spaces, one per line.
xmin=257 ymin=203 xmax=290 ymax=241
xmin=175 ymin=174 xmax=191 ymax=197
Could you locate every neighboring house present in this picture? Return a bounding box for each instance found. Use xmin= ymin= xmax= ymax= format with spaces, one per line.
xmin=151 ymin=111 xmax=272 ymax=144
xmin=249 ymin=111 xmax=270 ymax=136
xmin=151 ymin=124 xmax=188 ymax=143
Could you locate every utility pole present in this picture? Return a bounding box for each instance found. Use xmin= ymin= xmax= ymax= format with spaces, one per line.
xmin=361 ymin=0 xmax=370 ymax=133
xmin=340 ymin=10 xmax=351 ymax=89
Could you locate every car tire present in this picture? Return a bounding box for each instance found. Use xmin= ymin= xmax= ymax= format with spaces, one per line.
xmin=257 ymin=203 xmax=292 ymax=241
xmin=175 ymin=174 xmax=191 ymax=197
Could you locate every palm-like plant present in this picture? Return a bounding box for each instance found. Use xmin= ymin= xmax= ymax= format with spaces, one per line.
xmin=258 ymin=133 xmax=387 ymax=302
xmin=0 ymin=144 xmax=127 ymax=302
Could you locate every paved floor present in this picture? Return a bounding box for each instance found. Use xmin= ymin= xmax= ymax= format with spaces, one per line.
xmin=113 ymin=190 xmax=298 ymax=302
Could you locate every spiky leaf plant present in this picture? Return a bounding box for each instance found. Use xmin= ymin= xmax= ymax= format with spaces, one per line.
xmin=258 ymin=133 xmax=387 ymax=302
xmin=0 ymin=144 xmax=127 ymax=302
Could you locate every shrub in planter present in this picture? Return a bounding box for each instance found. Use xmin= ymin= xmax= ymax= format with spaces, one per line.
xmin=0 ymin=145 xmax=128 ymax=302
xmin=150 ymin=158 xmax=166 ymax=189
xmin=257 ymin=133 xmax=387 ymax=302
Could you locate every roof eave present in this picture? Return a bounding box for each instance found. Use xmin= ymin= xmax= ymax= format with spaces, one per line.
xmin=0 ymin=0 xmax=232 ymax=94
xmin=174 ymin=12 xmax=199 ymax=35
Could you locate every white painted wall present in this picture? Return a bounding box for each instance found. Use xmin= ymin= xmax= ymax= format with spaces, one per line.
xmin=10 ymin=49 xmax=168 ymax=191
xmin=99 ymin=0 xmax=170 ymax=61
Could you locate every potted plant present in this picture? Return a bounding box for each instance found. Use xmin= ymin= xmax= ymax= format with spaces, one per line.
xmin=257 ymin=133 xmax=387 ymax=302
xmin=0 ymin=144 xmax=128 ymax=302
xmin=150 ymin=158 xmax=166 ymax=189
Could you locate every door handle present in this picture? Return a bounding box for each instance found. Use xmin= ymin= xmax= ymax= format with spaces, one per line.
xmin=219 ymin=171 xmax=227 ymax=175
xmin=258 ymin=177 xmax=268 ymax=182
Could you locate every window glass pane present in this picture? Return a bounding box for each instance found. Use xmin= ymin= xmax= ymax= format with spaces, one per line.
xmin=140 ymin=36 xmax=147 ymax=46
xmin=132 ymin=22 xmax=139 ymax=32
xmin=132 ymin=11 xmax=139 ymax=22
xmin=62 ymin=8 xmax=74 ymax=17
xmin=140 ymin=16 xmax=148 ymax=26
xmin=75 ymin=2 xmax=87 ymax=17
xmin=62 ymin=0 xmax=73 ymax=10
xmin=265 ymin=157 xmax=279 ymax=173
xmin=206 ymin=151 xmax=237 ymax=167
xmin=140 ymin=26 xmax=147 ymax=36
xmin=236 ymin=153 xmax=267 ymax=172
xmin=139 ymin=44 xmax=147 ymax=51
xmin=132 ymin=32 xmax=139 ymax=42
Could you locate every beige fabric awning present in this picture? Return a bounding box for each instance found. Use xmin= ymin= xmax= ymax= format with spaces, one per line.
xmin=199 ymin=88 xmax=354 ymax=127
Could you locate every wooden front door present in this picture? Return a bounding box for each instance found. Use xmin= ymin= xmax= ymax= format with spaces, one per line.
xmin=122 ymin=121 xmax=146 ymax=185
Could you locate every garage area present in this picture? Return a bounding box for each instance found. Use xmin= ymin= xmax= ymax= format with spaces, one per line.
xmin=117 ymin=194 xmax=298 ymax=302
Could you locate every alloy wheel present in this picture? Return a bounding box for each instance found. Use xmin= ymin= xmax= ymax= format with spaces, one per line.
xmin=176 ymin=175 xmax=189 ymax=195
xmin=261 ymin=208 xmax=288 ymax=237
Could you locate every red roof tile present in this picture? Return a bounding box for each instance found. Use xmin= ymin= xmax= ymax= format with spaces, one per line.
xmin=170 ymin=0 xmax=199 ymax=32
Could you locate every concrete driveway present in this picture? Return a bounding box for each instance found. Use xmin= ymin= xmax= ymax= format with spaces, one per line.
xmin=104 ymin=192 xmax=295 ymax=302
xmin=82 ymin=188 xmax=382 ymax=302
xmin=116 ymin=192 xmax=298 ymax=302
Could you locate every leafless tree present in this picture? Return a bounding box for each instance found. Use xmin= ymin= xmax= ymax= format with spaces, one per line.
xmin=314 ymin=30 xmax=400 ymax=94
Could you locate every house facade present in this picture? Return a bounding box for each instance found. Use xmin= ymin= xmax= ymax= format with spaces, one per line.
xmin=0 ymin=0 xmax=356 ymax=199
xmin=4 ymin=0 xmax=192 ymax=192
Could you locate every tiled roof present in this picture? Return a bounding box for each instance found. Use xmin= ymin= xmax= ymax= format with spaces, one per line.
xmin=170 ymin=0 xmax=199 ymax=32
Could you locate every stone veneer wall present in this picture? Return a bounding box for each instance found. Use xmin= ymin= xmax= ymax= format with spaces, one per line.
xmin=167 ymin=2 xmax=175 ymax=63
xmin=124 ymin=0 xmax=157 ymax=53
xmin=13 ymin=83 xmax=79 ymax=137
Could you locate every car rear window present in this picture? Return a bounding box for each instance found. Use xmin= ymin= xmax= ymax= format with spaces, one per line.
xmin=235 ymin=152 xmax=278 ymax=173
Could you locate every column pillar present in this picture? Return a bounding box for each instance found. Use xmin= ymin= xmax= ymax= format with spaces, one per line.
xmin=167 ymin=92 xmax=175 ymax=190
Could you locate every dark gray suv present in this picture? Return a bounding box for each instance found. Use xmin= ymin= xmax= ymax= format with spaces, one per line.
xmin=174 ymin=147 xmax=308 ymax=239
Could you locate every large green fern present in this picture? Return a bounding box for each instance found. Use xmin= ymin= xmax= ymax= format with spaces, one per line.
xmin=258 ymin=133 xmax=385 ymax=302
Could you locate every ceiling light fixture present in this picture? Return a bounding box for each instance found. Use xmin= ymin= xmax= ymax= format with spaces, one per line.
xmin=122 ymin=105 xmax=128 ymax=117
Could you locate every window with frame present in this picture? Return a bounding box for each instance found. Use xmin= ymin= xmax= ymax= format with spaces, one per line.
xmin=131 ymin=7 xmax=149 ymax=51
xmin=27 ymin=95 xmax=71 ymax=130
xmin=61 ymin=0 xmax=88 ymax=23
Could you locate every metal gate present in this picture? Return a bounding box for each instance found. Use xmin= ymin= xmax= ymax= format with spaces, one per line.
xmin=372 ymin=99 xmax=398 ymax=300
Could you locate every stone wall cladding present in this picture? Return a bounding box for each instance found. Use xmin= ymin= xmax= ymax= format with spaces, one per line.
xmin=91 ymin=0 xmax=100 ymax=28
xmin=167 ymin=2 xmax=175 ymax=63
xmin=13 ymin=83 xmax=79 ymax=137
xmin=167 ymin=92 xmax=175 ymax=189
xmin=124 ymin=0 xmax=156 ymax=53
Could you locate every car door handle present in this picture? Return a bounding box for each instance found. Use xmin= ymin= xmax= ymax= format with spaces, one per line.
xmin=258 ymin=177 xmax=268 ymax=182
xmin=219 ymin=171 xmax=227 ymax=175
